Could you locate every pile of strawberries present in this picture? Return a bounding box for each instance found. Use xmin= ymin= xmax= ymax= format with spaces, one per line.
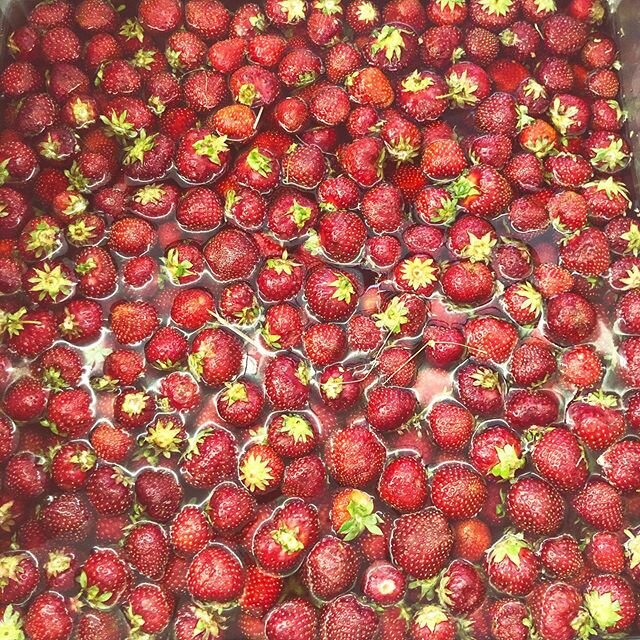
xmin=1 ymin=0 xmax=640 ymax=637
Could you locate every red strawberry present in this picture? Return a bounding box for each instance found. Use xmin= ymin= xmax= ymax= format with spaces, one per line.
xmin=390 ymin=508 xmax=453 ymax=579
xmin=319 ymin=594 xmax=378 ymax=640
xmin=325 ymin=424 xmax=386 ymax=487
xmin=123 ymin=521 xmax=169 ymax=580
xmin=24 ymin=592 xmax=73 ymax=640
xmin=484 ymin=533 xmax=540 ymax=596
xmin=303 ymin=536 xmax=359 ymax=601
xmin=573 ymin=478 xmax=624 ymax=531
xmin=265 ymin=598 xmax=319 ymax=640
xmin=187 ymin=544 xmax=245 ymax=603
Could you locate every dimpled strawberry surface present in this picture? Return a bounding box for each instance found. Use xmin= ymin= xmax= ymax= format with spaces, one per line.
xmin=0 ymin=0 xmax=639 ymax=638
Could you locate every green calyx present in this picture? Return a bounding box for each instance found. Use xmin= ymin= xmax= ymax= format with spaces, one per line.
xmin=193 ymin=134 xmax=229 ymax=165
xmin=0 ymin=605 xmax=24 ymax=640
xmin=133 ymin=184 xmax=165 ymax=206
xmin=246 ymin=147 xmax=273 ymax=177
xmin=488 ymin=444 xmax=525 ymax=481
xmin=119 ymin=18 xmax=144 ymax=42
xmin=162 ymin=248 xmax=195 ymax=283
xmin=223 ymin=382 xmax=248 ymax=405
xmin=590 ymin=137 xmax=630 ymax=173
xmin=488 ymin=532 xmax=529 ymax=566
xmin=27 ymin=263 xmax=74 ymax=302
xmin=470 ymin=367 xmax=500 ymax=390
xmin=132 ymin=49 xmax=158 ymax=70
xmin=289 ymin=200 xmax=312 ymax=229
xmin=100 ymin=110 xmax=136 ymax=139
xmin=321 ymin=375 xmax=344 ymax=399
xmin=338 ymin=493 xmax=382 ymax=541
xmin=374 ymin=297 xmax=409 ymax=335
xmin=370 ymin=25 xmax=406 ymax=62
xmin=123 ymin=130 xmax=158 ymax=165
xmin=25 ymin=220 xmax=61 ymax=258
xmin=278 ymin=415 xmax=313 ymax=443
xmin=77 ymin=570 xmax=113 ymax=610
xmin=415 ymin=605 xmax=448 ymax=632
xmin=401 ymin=69 xmax=433 ymax=93
xmin=329 ymin=273 xmax=355 ymax=304
xmin=271 ymin=524 xmax=304 ymax=553
xmin=478 ymin=0 xmax=514 ymax=16
xmin=445 ymin=70 xmax=479 ymax=108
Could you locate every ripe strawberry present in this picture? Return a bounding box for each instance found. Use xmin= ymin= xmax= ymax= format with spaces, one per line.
xmin=528 ymin=582 xmax=583 ymax=640
xmin=24 ymin=591 xmax=73 ymax=640
xmin=378 ymin=455 xmax=428 ymax=513
xmin=573 ymin=478 xmax=624 ymax=531
xmin=431 ymin=463 xmax=487 ymax=521
xmin=252 ymin=498 xmax=319 ymax=575
xmin=390 ymin=508 xmax=453 ymax=579
xmin=204 ymin=226 xmax=259 ymax=281
xmin=531 ymin=426 xmax=588 ymax=492
xmin=463 ymin=315 xmax=518 ymax=363
xmin=187 ymin=544 xmax=245 ymax=603
xmin=123 ymin=521 xmax=169 ymax=579
xmin=507 ymin=474 xmax=565 ymax=535
xmin=578 ymin=575 xmax=637 ymax=636
xmin=325 ymin=424 xmax=386 ymax=487
xmin=319 ymin=594 xmax=378 ymax=640
xmin=266 ymin=598 xmax=319 ymax=640
xmin=303 ymin=536 xmax=359 ymax=601
xmin=484 ymin=533 xmax=540 ymax=596
xmin=180 ymin=426 xmax=238 ymax=489
xmin=366 ymin=386 xmax=417 ymax=432
xmin=135 ymin=467 xmax=183 ymax=521
xmin=539 ymin=534 xmax=584 ymax=580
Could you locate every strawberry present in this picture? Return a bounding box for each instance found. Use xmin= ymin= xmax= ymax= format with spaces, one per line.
xmin=325 ymin=424 xmax=386 ymax=487
xmin=577 ymin=575 xmax=636 ymax=636
xmin=539 ymin=534 xmax=584 ymax=580
xmin=390 ymin=508 xmax=453 ymax=579
xmin=431 ymin=462 xmax=487 ymax=521
xmin=319 ymin=594 xmax=378 ymax=640
xmin=528 ymin=582 xmax=583 ymax=640
xmin=545 ymin=292 xmax=596 ymax=345
xmin=428 ymin=401 xmax=474 ymax=451
xmin=484 ymin=533 xmax=540 ymax=596
xmin=109 ymin=299 xmax=159 ymax=345
xmin=338 ymin=137 xmax=386 ymax=188
xmin=464 ymin=315 xmax=518 ymax=363
xmin=441 ymin=260 xmax=495 ymax=307
xmin=180 ymin=427 xmax=238 ymax=489
xmin=175 ymin=128 xmax=230 ymax=184
xmin=187 ymin=544 xmax=245 ymax=603
xmin=138 ymin=0 xmax=182 ymax=32
xmin=24 ymin=591 xmax=73 ymax=640
xmin=507 ymin=474 xmax=565 ymax=535
xmin=123 ymin=521 xmax=170 ymax=579
xmin=573 ymin=478 xmax=623 ymax=531
xmin=366 ymin=386 xmax=417 ymax=432
xmin=362 ymin=562 xmax=406 ymax=607
xmin=378 ymin=455 xmax=428 ymax=513
xmin=304 ymin=266 xmax=359 ymax=322
xmin=531 ymin=426 xmax=588 ymax=492
xmin=135 ymin=467 xmax=183 ymax=521
xmin=265 ymin=598 xmax=318 ymax=640
xmin=207 ymin=482 xmax=256 ymax=534
xmin=204 ymin=226 xmax=259 ymax=281
xmin=126 ymin=583 xmax=172 ymax=635
xmin=303 ymin=536 xmax=359 ymax=601
xmin=252 ymin=498 xmax=319 ymax=575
